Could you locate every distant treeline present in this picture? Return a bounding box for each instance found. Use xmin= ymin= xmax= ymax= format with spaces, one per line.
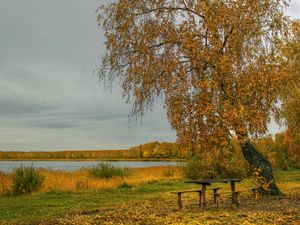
xmin=0 ymin=132 xmax=299 ymax=169
xmin=0 ymin=142 xmax=187 ymax=160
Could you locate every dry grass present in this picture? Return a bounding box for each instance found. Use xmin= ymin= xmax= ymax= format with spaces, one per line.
xmin=0 ymin=171 xmax=11 ymax=195
xmin=0 ymin=166 xmax=182 ymax=195
xmin=1 ymin=166 xmax=299 ymax=197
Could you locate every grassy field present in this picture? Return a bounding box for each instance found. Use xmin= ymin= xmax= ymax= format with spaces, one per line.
xmin=0 ymin=168 xmax=299 ymax=224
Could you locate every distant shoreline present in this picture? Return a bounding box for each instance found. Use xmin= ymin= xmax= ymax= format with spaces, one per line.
xmin=0 ymin=158 xmax=184 ymax=162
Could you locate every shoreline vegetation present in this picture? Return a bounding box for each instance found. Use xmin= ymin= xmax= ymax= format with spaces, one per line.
xmin=0 ymin=134 xmax=299 ymax=171
xmin=0 ymin=141 xmax=187 ymax=161
xmin=0 ymin=158 xmax=183 ymax=162
xmin=0 ymin=166 xmax=183 ymax=196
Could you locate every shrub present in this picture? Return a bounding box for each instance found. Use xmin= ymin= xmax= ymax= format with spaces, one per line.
xmin=12 ymin=165 xmax=44 ymax=195
xmin=182 ymin=143 xmax=248 ymax=180
xmin=89 ymin=162 xmax=128 ymax=179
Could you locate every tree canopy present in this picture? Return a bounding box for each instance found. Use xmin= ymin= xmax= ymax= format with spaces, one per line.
xmin=280 ymin=20 xmax=300 ymax=163
xmin=281 ymin=20 xmax=300 ymax=131
xmin=98 ymin=0 xmax=291 ymax=149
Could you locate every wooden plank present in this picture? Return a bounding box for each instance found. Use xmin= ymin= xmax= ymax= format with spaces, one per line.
xmin=206 ymin=187 xmax=222 ymax=191
xmin=184 ymin=181 xmax=211 ymax=185
xmin=171 ymin=190 xmax=202 ymax=194
xmin=201 ymin=178 xmax=241 ymax=183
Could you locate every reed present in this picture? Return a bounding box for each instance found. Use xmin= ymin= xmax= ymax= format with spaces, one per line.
xmin=0 ymin=171 xmax=11 ymax=195
xmin=0 ymin=166 xmax=182 ymax=195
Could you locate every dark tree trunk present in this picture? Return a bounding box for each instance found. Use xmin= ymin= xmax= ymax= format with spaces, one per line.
xmin=241 ymin=141 xmax=282 ymax=196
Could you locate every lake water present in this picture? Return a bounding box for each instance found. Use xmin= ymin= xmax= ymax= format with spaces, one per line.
xmin=0 ymin=160 xmax=179 ymax=172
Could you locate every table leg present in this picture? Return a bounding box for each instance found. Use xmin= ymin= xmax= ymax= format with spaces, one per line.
xmin=230 ymin=181 xmax=236 ymax=204
xmin=198 ymin=191 xmax=202 ymax=208
xmin=213 ymin=189 xmax=217 ymax=203
xmin=202 ymin=185 xmax=206 ymax=208
xmin=178 ymin=193 xmax=182 ymax=210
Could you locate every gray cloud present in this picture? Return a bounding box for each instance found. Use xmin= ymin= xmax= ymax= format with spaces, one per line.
xmin=0 ymin=0 xmax=175 ymax=151
xmin=1 ymin=0 xmax=296 ymax=151
xmin=288 ymin=0 xmax=300 ymax=19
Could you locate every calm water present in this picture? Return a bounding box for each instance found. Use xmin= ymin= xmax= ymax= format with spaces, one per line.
xmin=0 ymin=160 xmax=179 ymax=172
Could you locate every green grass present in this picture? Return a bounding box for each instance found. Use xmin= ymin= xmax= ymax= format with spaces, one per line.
xmin=0 ymin=180 xmax=187 ymax=224
xmin=0 ymin=169 xmax=299 ymax=225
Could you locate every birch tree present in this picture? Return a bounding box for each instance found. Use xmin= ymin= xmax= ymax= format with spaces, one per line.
xmin=97 ymin=0 xmax=292 ymax=195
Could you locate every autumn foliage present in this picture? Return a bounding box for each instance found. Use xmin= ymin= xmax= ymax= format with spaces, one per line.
xmin=97 ymin=0 xmax=298 ymax=195
xmin=279 ymin=20 xmax=300 ymax=168
xmin=98 ymin=0 xmax=291 ymax=148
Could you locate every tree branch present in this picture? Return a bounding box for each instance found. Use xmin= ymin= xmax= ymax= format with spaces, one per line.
xmin=220 ymin=27 xmax=234 ymax=54
xmin=132 ymin=6 xmax=205 ymax=20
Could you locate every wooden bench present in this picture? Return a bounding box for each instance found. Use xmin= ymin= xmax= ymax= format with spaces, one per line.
xmin=207 ymin=187 xmax=222 ymax=204
xmin=185 ymin=178 xmax=241 ymax=206
xmin=171 ymin=187 xmax=221 ymax=210
xmin=171 ymin=190 xmax=203 ymax=210
xmin=211 ymin=191 xmax=241 ymax=208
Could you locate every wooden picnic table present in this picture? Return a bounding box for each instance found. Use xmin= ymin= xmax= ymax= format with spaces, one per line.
xmin=185 ymin=178 xmax=241 ymax=207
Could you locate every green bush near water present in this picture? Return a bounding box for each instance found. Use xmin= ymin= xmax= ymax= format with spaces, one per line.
xmin=182 ymin=144 xmax=248 ymax=180
xmin=12 ymin=165 xmax=44 ymax=195
xmin=89 ymin=162 xmax=128 ymax=179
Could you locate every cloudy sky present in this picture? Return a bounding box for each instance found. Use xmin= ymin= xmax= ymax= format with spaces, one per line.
xmin=0 ymin=1 xmax=299 ymax=151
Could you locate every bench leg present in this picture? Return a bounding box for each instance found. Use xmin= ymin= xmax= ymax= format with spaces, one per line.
xmin=235 ymin=192 xmax=240 ymax=208
xmin=216 ymin=194 xmax=220 ymax=208
xmin=202 ymin=191 xmax=207 ymax=208
xmin=213 ymin=189 xmax=217 ymax=203
xmin=177 ymin=193 xmax=182 ymax=210
xmin=198 ymin=192 xmax=202 ymax=208
xmin=231 ymin=181 xmax=236 ymax=204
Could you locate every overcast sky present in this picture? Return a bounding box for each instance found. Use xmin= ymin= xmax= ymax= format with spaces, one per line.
xmin=0 ymin=1 xmax=299 ymax=151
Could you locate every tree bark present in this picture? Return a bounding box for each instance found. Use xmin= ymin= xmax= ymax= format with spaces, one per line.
xmin=241 ymin=140 xmax=282 ymax=196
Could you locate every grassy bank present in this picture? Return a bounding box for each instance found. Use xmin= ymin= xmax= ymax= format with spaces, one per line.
xmin=0 ymin=166 xmax=182 ymax=195
xmin=0 ymin=169 xmax=299 ymax=224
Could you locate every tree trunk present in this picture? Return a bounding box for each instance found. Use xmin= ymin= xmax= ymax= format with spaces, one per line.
xmin=241 ymin=140 xmax=282 ymax=196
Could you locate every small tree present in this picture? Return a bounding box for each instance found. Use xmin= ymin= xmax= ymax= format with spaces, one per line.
xmin=12 ymin=165 xmax=44 ymax=195
xmin=97 ymin=0 xmax=293 ymax=195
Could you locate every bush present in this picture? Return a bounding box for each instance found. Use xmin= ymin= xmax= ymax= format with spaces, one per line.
xmin=182 ymin=143 xmax=248 ymax=180
xmin=89 ymin=162 xmax=128 ymax=179
xmin=12 ymin=165 xmax=44 ymax=195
